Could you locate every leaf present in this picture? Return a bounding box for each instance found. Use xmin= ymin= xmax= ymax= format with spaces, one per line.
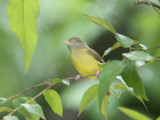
xmin=3 ymin=116 xmax=19 ymax=120
xmin=24 ymin=98 xmax=40 ymax=120
xmin=102 ymin=42 xmax=121 ymax=58
xmin=121 ymin=60 xmax=148 ymax=101
xmin=48 ymin=78 xmax=70 ymax=86
xmin=84 ymin=14 xmax=116 ymax=34
xmin=115 ymin=33 xmax=134 ymax=48
xmin=101 ymin=95 xmax=109 ymax=120
xmin=98 ymin=60 xmax=126 ymax=108
xmin=12 ymin=97 xmax=28 ymax=115
xmin=0 ymin=107 xmax=12 ymax=113
xmin=7 ymin=0 xmax=40 ymax=72
xmin=122 ymin=51 xmax=154 ymax=61
xmin=113 ymin=82 xmax=148 ymax=111
xmin=24 ymin=109 xmax=40 ymax=120
xmin=43 ymin=89 xmax=63 ymax=117
xmin=156 ymin=116 xmax=160 ymax=120
xmin=139 ymin=44 xmax=148 ymax=50
xmin=84 ymin=15 xmax=134 ymax=48
xmin=22 ymin=104 xmax=45 ymax=119
xmin=0 ymin=97 xmax=7 ymax=104
xmin=118 ymin=107 xmax=152 ymax=120
xmin=78 ymin=84 xmax=98 ymax=116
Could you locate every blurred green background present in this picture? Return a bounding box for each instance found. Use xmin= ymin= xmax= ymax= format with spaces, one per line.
xmin=0 ymin=0 xmax=160 ymax=119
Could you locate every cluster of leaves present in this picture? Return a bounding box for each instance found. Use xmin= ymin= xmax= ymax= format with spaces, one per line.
xmin=0 ymin=0 xmax=160 ymax=119
xmin=0 ymin=79 xmax=70 ymax=120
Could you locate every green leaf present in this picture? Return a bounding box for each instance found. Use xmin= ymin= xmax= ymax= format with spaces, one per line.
xmin=115 ymin=33 xmax=134 ymax=48
xmin=78 ymin=84 xmax=98 ymax=116
xmin=84 ymin=14 xmax=116 ymax=34
xmin=84 ymin=15 xmax=134 ymax=48
xmin=22 ymin=104 xmax=45 ymax=120
xmin=0 ymin=107 xmax=12 ymax=113
xmin=113 ymin=83 xmax=148 ymax=111
xmin=121 ymin=60 xmax=148 ymax=101
xmin=101 ymin=95 xmax=109 ymax=120
xmin=3 ymin=116 xmax=19 ymax=120
xmin=24 ymin=98 xmax=40 ymax=120
xmin=102 ymin=42 xmax=121 ymax=58
xmin=0 ymin=97 xmax=7 ymax=104
xmin=43 ymin=89 xmax=63 ymax=117
xmin=156 ymin=116 xmax=160 ymax=120
xmin=24 ymin=109 xmax=40 ymax=120
xmin=122 ymin=51 xmax=154 ymax=61
xmin=98 ymin=60 xmax=126 ymax=108
xmin=7 ymin=0 xmax=40 ymax=72
xmin=118 ymin=107 xmax=152 ymax=120
xmin=12 ymin=97 xmax=28 ymax=115
xmin=48 ymin=78 xmax=70 ymax=86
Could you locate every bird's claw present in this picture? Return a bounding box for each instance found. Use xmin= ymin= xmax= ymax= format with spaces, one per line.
xmin=96 ymin=70 xmax=101 ymax=80
xmin=75 ymin=74 xmax=84 ymax=84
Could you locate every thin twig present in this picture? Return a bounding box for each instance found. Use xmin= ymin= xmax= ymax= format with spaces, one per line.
xmin=134 ymin=0 xmax=160 ymax=10
xmin=4 ymin=83 xmax=55 ymax=119
xmin=7 ymin=82 xmax=49 ymax=101
xmin=145 ymin=45 xmax=160 ymax=51
xmin=6 ymin=74 xmax=96 ymax=102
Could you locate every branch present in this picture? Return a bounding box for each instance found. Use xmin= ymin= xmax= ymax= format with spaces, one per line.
xmin=134 ymin=0 xmax=160 ymax=10
xmin=2 ymin=74 xmax=96 ymax=118
xmin=144 ymin=45 xmax=160 ymax=51
xmin=6 ymin=74 xmax=96 ymax=101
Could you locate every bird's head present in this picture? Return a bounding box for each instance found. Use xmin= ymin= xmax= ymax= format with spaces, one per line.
xmin=64 ymin=37 xmax=87 ymax=49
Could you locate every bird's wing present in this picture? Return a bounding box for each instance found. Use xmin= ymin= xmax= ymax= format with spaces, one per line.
xmin=88 ymin=48 xmax=105 ymax=63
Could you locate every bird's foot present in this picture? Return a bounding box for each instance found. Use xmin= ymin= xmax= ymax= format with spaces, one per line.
xmin=96 ymin=70 xmax=101 ymax=80
xmin=75 ymin=74 xmax=84 ymax=84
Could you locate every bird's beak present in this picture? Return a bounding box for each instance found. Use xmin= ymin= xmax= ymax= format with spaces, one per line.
xmin=64 ymin=41 xmax=72 ymax=45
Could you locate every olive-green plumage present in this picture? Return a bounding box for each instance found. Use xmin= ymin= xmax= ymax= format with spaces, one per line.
xmin=64 ymin=37 xmax=104 ymax=76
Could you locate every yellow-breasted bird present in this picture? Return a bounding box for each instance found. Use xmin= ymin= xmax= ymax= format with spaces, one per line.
xmin=64 ymin=37 xmax=104 ymax=80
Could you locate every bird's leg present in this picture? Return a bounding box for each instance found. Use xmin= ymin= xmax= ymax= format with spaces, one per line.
xmin=96 ymin=70 xmax=101 ymax=80
xmin=75 ymin=74 xmax=84 ymax=84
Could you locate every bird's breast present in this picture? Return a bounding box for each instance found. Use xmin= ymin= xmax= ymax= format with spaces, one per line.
xmin=70 ymin=49 xmax=102 ymax=75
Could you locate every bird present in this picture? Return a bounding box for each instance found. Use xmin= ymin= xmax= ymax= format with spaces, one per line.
xmin=64 ymin=37 xmax=104 ymax=81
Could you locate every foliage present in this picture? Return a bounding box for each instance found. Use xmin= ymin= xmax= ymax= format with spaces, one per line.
xmin=119 ymin=107 xmax=152 ymax=120
xmin=0 ymin=0 xmax=160 ymax=120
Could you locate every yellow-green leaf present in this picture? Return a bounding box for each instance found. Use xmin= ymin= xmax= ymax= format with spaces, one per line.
xmin=78 ymin=84 xmax=98 ymax=116
xmin=43 ymin=89 xmax=63 ymax=117
xmin=0 ymin=107 xmax=12 ymax=113
xmin=101 ymin=95 xmax=109 ymax=120
xmin=156 ymin=116 xmax=160 ymax=120
xmin=7 ymin=0 xmax=40 ymax=72
xmin=84 ymin=14 xmax=116 ymax=34
xmin=119 ymin=107 xmax=152 ymax=120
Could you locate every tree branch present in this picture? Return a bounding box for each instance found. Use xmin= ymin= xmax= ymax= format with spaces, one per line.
xmin=2 ymin=74 xmax=97 ymax=118
xmin=134 ymin=0 xmax=160 ymax=10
